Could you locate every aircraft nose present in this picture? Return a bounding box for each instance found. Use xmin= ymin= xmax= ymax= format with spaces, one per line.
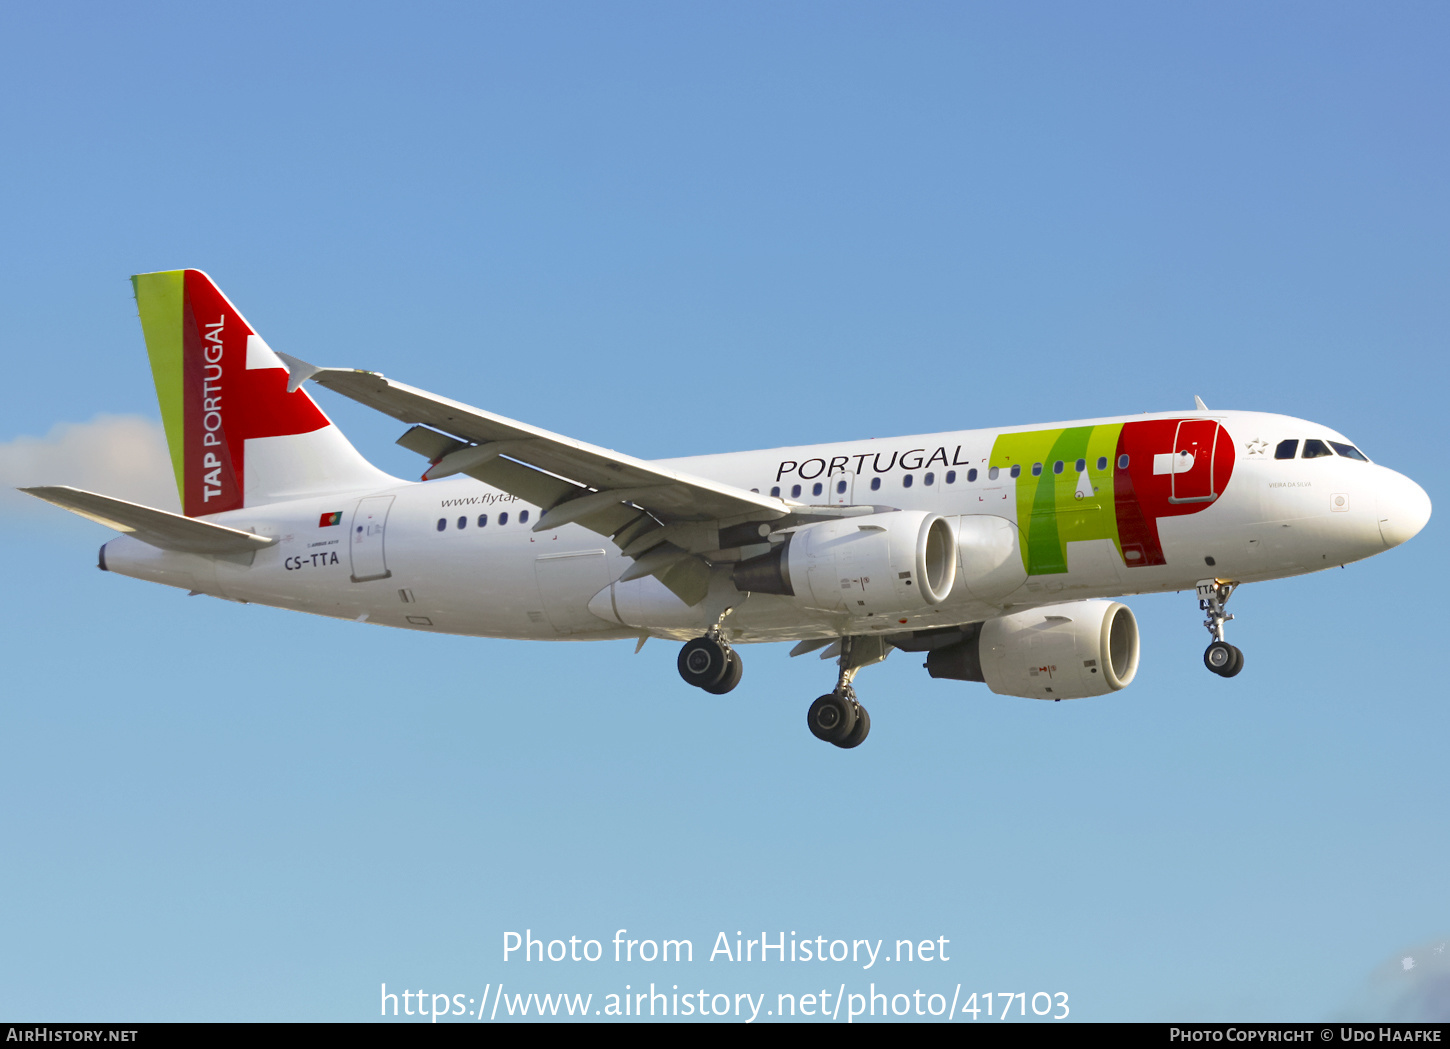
xmin=1376 ymin=469 xmax=1432 ymax=548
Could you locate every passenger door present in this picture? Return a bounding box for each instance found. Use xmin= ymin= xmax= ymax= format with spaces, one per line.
xmin=349 ymin=496 xmax=395 ymax=582
xmin=1165 ymin=420 xmax=1222 ymax=504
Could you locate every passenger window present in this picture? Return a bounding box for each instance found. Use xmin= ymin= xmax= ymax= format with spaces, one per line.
xmin=1097 ymin=457 xmax=1107 ymax=471
xmin=988 ymin=467 xmax=999 ymax=480
xmin=1052 ymin=461 xmax=1064 ymax=475
xmin=946 ymin=471 xmax=956 ymax=484
xmin=498 ymin=512 xmax=509 ymax=525
xmin=477 ymin=515 xmax=488 ymax=528
xmin=836 ymin=479 xmax=847 ymax=494
xmin=903 ymin=474 xmax=914 ymax=488
xmin=1010 ymin=465 xmax=1021 ymax=478
xmin=870 ymin=477 xmax=881 ymax=491
xmin=967 ymin=468 xmax=978 ymax=482
xmin=791 ymin=484 xmax=802 ymax=498
xmin=436 ymin=518 xmax=446 ymax=532
xmin=1031 ymin=463 xmax=1042 ymax=477
xmin=520 ymin=510 xmax=530 ymax=523
xmin=924 ymin=472 xmax=935 ymax=486
xmin=1117 ymin=454 xmax=1129 ymax=469
xmin=1302 ymin=439 xmax=1333 ymax=459
xmin=1075 ymin=458 xmax=1086 ymax=473
xmin=751 ymin=488 xmax=759 ymax=493
xmin=1331 ymin=441 xmax=1369 ymax=462
xmin=457 ymin=516 xmax=467 ymax=529
xmin=812 ymin=482 xmax=823 ymax=496
xmin=770 ymin=486 xmax=780 ymax=497
xmin=1275 ymin=440 xmax=1298 ymax=460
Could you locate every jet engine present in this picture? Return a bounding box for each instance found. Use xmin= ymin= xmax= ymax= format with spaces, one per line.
xmin=733 ymin=510 xmax=957 ymax=617
xmin=926 ymin=600 xmax=1139 ymax=700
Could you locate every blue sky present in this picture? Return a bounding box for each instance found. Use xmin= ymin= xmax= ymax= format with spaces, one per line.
xmin=1 ymin=1 xmax=1446 ymax=1022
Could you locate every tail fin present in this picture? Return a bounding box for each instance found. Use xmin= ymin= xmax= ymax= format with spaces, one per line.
xmin=132 ymin=270 xmax=395 ymax=516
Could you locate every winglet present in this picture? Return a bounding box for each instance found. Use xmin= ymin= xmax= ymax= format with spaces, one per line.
xmin=1194 ymin=395 xmax=1209 ymax=411
xmin=276 ymin=352 xmax=324 ymax=394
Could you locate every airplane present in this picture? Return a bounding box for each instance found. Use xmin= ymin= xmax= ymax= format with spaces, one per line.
xmin=23 ymin=270 xmax=1432 ymax=749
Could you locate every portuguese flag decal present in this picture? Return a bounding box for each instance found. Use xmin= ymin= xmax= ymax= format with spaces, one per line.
xmin=319 ymin=511 xmax=343 ymax=527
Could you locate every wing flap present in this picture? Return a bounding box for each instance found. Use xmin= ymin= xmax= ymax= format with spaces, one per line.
xmin=21 ymin=486 xmax=277 ymax=555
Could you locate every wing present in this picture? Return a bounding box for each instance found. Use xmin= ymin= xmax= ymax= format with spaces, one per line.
xmin=278 ymin=355 xmax=791 ymax=604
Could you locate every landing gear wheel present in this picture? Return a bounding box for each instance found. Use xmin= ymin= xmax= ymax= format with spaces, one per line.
xmin=1204 ymin=641 xmax=1243 ymax=677
xmin=678 ymin=637 xmax=730 ymax=689
xmin=807 ymin=692 xmax=858 ymax=744
xmin=835 ymin=703 xmax=870 ymax=749
xmin=700 ymin=650 xmax=743 ymax=694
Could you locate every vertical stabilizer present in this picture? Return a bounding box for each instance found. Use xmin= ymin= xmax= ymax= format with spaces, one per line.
xmin=132 ymin=270 xmax=396 ymax=516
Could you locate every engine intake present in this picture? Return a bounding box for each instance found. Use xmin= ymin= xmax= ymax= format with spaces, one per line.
xmin=926 ymin=600 xmax=1139 ymax=699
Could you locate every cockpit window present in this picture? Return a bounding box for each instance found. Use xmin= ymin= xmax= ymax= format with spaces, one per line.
xmin=1274 ymin=440 xmax=1298 ymax=460
xmin=1302 ymin=439 xmax=1333 ymax=459
xmin=1331 ymin=441 xmax=1369 ymax=462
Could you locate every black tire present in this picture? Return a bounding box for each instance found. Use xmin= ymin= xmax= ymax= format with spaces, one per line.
xmin=701 ymin=650 xmax=743 ymax=694
xmin=1204 ymin=641 xmax=1235 ymax=676
xmin=807 ymin=692 xmax=858 ymax=744
xmin=835 ymin=703 xmax=871 ymax=749
xmin=678 ymin=637 xmax=729 ymax=688
xmin=1220 ymin=645 xmax=1244 ymax=678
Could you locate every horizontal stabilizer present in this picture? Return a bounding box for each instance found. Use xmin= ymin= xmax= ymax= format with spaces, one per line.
xmin=20 ymin=486 xmax=277 ymax=555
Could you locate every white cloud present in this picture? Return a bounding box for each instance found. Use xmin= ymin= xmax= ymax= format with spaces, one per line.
xmin=1 ymin=415 xmax=182 ymax=516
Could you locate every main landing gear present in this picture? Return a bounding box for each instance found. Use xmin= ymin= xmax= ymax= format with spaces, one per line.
xmin=677 ymin=609 xmax=743 ymax=695
xmin=678 ymin=622 xmax=888 ymax=749
xmin=1198 ymin=579 xmax=1244 ymax=678
xmin=806 ymin=636 xmax=889 ymax=750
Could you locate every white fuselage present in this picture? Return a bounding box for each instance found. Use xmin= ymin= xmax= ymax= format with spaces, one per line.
xmin=100 ymin=409 xmax=1429 ymax=644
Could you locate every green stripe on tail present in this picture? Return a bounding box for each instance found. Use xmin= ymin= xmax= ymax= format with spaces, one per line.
xmin=131 ymin=270 xmax=186 ymax=503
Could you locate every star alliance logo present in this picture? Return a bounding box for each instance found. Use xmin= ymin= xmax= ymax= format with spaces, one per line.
xmin=1245 ymin=438 xmax=1269 ymax=457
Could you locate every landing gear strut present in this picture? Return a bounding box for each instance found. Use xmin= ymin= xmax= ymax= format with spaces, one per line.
xmin=678 ymin=608 xmax=743 ymax=694
xmin=1198 ymin=579 xmax=1244 ymax=678
xmin=807 ymin=636 xmax=888 ymax=749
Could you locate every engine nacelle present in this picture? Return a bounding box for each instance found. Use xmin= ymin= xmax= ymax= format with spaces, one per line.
xmin=926 ymin=600 xmax=1140 ymax=700
xmin=734 ymin=511 xmax=957 ymax=617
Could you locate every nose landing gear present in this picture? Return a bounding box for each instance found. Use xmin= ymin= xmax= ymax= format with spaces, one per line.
xmin=1198 ymin=579 xmax=1244 ymax=678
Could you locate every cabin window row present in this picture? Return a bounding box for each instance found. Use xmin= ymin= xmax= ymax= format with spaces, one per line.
xmin=765 ymin=472 xmax=967 ymax=497
xmin=998 ymin=456 xmax=1121 ymax=480
xmin=762 ymin=456 xmax=1126 ymax=498
xmin=437 ymin=510 xmax=530 ymax=532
